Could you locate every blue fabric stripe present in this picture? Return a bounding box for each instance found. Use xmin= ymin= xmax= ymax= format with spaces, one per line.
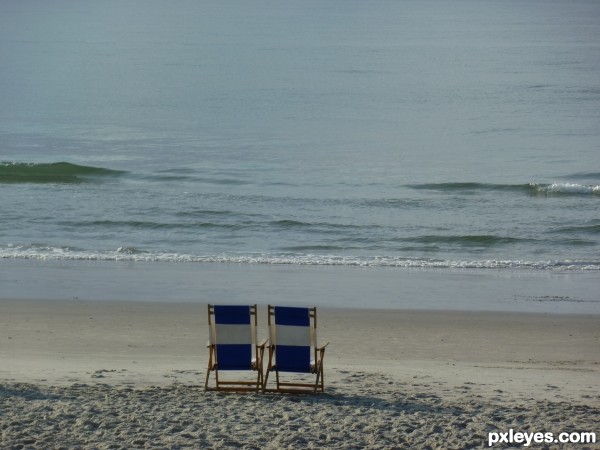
xmin=214 ymin=305 xmax=251 ymax=324
xmin=216 ymin=344 xmax=252 ymax=370
xmin=274 ymin=306 xmax=309 ymax=326
xmin=276 ymin=345 xmax=311 ymax=373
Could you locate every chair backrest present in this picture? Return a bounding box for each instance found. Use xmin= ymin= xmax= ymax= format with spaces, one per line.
xmin=269 ymin=306 xmax=316 ymax=373
xmin=209 ymin=305 xmax=257 ymax=370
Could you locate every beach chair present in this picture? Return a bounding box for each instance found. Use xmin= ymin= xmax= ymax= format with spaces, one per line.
xmin=205 ymin=304 xmax=266 ymax=392
xmin=264 ymin=305 xmax=328 ymax=393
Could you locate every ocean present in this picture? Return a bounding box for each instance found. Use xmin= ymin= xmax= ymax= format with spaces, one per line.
xmin=1 ymin=0 xmax=599 ymax=310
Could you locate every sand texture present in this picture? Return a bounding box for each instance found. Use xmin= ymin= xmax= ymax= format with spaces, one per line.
xmin=2 ymin=375 xmax=599 ymax=450
xmin=1 ymin=300 xmax=599 ymax=449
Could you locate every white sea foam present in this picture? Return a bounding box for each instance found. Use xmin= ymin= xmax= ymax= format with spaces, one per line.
xmin=544 ymin=183 xmax=600 ymax=195
xmin=1 ymin=245 xmax=598 ymax=271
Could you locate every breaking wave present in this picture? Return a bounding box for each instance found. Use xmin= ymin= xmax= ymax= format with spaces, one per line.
xmin=1 ymin=244 xmax=598 ymax=270
xmin=408 ymin=182 xmax=600 ymax=196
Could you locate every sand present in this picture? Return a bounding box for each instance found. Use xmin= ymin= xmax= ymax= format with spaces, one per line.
xmin=1 ymin=299 xmax=599 ymax=449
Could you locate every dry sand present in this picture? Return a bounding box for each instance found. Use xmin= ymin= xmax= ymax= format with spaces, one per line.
xmin=1 ymin=299 xmax=599 ymax=449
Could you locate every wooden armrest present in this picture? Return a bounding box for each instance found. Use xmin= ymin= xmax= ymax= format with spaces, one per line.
xmin=317 ymin=342 xmax=329 ymax=351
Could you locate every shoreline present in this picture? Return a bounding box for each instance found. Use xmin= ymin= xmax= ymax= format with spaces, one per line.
xmin=2 ymin=258 xmax=599 ymax=314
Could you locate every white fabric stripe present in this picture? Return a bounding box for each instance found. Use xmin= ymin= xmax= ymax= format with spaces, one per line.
xmin=275 ymin=324 xmax=311 ymax=347
xmin=214 ymin=324 xmax=253 ymax=345
xmin=269 ymin=323 xmax=276 ymax=347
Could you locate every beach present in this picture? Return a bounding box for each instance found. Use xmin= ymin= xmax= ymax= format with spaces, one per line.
xmin=2 ymin=297 xmax=598 ymax=449
xmin=2 ymin=0 xmax=600 ymax=447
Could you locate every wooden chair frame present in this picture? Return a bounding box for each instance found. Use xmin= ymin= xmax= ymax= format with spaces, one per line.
xmin=263 ymin=305 xmax=328 ymax=393
xmin=205 ymin=304 xmax=267 ymax=392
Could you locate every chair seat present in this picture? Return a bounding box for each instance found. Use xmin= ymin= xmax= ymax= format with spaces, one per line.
xmin=270 ymin=360 xmax=317 ymax=373
xmin=209 ymin=357 xmax=259 ymax=371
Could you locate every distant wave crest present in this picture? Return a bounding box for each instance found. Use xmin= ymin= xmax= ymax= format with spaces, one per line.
xmin=563 ymin=172 xmax=600 ymax=181
xmin=0 ymin=162 xmax=125 ymax=184
xmin=408 ymin=181 xmax=600 ymax=196
xmin=536 ymin=182 xmax=600 ymax=196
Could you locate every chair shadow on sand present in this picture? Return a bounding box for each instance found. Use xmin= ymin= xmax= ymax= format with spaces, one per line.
xmin=207 ymin=371 xmax=465 ymax=418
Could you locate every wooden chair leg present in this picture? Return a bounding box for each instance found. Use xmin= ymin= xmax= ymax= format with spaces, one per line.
xmin=204 ymin=369 xmax=211 ymax=391
xmin=205 ymin=347 xmax=214 ymax=391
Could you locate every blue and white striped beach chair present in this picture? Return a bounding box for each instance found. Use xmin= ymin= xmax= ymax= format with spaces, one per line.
xmin=205 ymin=304 xmax=266 ymax=392
xmin=264 ymin=305 xmax=328 ymax=393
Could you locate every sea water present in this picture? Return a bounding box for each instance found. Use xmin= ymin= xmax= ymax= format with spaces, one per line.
xmin=1 ymin=0 xmax=599 ymax=310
